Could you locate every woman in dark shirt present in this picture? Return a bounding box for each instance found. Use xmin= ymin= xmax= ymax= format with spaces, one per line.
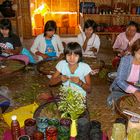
xmin=0 ymin=19 xmax=29 ymax=65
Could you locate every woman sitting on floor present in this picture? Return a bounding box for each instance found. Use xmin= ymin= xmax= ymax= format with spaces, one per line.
xmin=77 ymin=19 xmax=100 ymax=58
xmin=112 ymin=21 xmax=140 ymax=68
xmin=30 ymin=20 xmax=64 ymax=63
xmin=0 ymin=19 xmax=29 ymax=65
xmin=39 ymin=42 xmax=93 ymax=100
xmin=107 ymin=39 xmax=140 ymax=107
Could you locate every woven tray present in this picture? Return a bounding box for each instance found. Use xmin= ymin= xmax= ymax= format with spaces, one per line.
xmin=0 ymin=59 xmax=25 ymax=76
xmin=37 ymin=59 xmax=60 ymax=75
xmin=115 ymin=94 xmax=140 ymax=119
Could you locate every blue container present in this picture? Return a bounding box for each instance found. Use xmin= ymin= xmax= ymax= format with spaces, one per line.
xmin=36 ymin=117 xmax=48 ymax=139
xmin=137 ymin=6 xmax=140 ymax=14
xmin=80 ymin=2 xmax=95 ymax=14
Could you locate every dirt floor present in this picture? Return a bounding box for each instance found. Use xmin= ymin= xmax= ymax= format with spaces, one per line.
xmin=0 ymin=36 xmax=121 ymax=139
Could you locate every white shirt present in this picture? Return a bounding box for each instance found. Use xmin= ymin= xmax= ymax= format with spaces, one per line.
xmin=77 ymin=32 xmax=100 ymax=57
xmin=30 ymin=34 xmax=64 ymax=62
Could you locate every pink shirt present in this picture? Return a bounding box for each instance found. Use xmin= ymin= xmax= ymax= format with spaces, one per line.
xmin=126 ymin=64 xmax=140 ymax=93
xmin=113 ymin=32 xmax=140 ymax=51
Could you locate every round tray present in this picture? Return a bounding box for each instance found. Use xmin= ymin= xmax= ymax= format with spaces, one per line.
xmin=0 ymin=59 xmax=25 ymax=76
xmin=83 ymin=57 xmax=105 ymax=70
xmin=34 ymin=97 xmax=61 ymax=119
xmin=37 ymin=59 xmax=60 ymax=75
xmin=34 ymin=97 xmax=89 ymax=120
xmin=37 ymin=58 xmax=105 ymax=75
xmin=115 ymin=94 xmax=140 ymax=119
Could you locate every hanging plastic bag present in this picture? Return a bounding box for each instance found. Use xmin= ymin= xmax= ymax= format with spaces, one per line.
xmin=0 ymin=86 xmax=14 ymax=106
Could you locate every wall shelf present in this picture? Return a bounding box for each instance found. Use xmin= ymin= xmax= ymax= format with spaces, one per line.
xmin=79 ymin=0 xmax=140 ymax=42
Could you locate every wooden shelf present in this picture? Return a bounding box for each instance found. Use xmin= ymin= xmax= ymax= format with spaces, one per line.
xmin=60 ymin=34 xmax=77 ymax=37
xmin=79 ymin=0 xmax=140 ymax=42
xmin=96 ymin=32 xmax=119 ymax=44
xmin=81 ymin=13 xmax=140 ymax=17
xmin=96 ymin=32 xmax=120 ymax=35
xmin=129 ymin=14 xmax=140 ymax=17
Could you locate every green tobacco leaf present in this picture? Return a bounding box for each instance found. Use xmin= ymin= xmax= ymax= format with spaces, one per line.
xmin=58 ymin=86 xmax=86 ymax=120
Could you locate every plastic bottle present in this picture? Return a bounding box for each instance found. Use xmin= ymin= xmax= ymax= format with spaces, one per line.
xmin=11 ymin=115 xmax=21 ymax=140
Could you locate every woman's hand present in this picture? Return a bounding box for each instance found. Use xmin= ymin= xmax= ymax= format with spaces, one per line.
xmin=42 ymin=54 xmax=49 ymax=59
xmin=133 ymin=91 xmax=140 ymax=102
xmin=35 ymin=51 xmax=49 ymax=59
xmin=3 ymin=49 xmax=13 ymax=54
xmin=119 ymin=50 xmax=130 ymax=57
xmin=89 ymin=47 xmax=97 ymax=53
xmin=61 ymin=75 xmax=69 ymax=82
xmin=70 ymin=76 xmax=81 ymax=85
xmin=3 ymin=47 xmax=21 ymax=55
xmin=90 ymin=69 xmax=99 ymax=75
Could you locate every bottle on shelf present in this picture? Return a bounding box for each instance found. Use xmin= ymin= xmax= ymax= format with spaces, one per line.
xmin=11 ymin=115 xmax=21 ymax=140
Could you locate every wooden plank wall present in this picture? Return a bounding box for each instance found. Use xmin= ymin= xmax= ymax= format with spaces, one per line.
xmin=0 ymin=0 xmax=32 ymax=39
xmin=21 ymin=0 xmax=32 ymax=39
xmin=0 ymin=0 xmax=79 ymax=38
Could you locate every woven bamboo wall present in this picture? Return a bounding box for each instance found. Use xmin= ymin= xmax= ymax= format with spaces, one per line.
xmin=21 ymin=0 xmax=32 ymax=39
xmin=0 ymin=0 xmax=32 ymax=39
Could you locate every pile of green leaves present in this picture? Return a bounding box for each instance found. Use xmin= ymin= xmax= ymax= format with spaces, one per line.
xmin=58 ymin=86 xmax=86 ymax=120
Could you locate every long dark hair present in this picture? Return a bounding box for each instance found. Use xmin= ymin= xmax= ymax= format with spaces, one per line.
xmin=131 ymin=39 xmax=140 ymax=56
xmin=64 ymin=42 xmax=83 ymax=62
xmin=84 ymin=19 xmax=97 ymax=32
xmin=44 ymin=20 xmax=57 ymax=36
xmin=126 ymin=21 xmax=138 ymax=32
xmin=0 ymin=19 xmax=13 ymax=37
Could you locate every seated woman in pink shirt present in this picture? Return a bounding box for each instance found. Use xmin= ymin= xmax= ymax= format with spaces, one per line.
xmin=112 ymin=21 xmax=140 ymax=68
xmin=107 ymin=39 xmax=140 ymax=107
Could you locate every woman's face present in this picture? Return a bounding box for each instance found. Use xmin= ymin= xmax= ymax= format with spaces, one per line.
xmin=46 ymin=30 xmax=55 ymax=38
xmin=134 ymin=49 xmax=140 ymax=63
xmin=66 ymin=53 xmax=79 ymax=65
xmin=126 ymin=25 xmax=137 ymax=37
xmin=0 ymin=28 xmax=9 ymax=37
xmin=85 ymin=27 xmax=94 ymax=38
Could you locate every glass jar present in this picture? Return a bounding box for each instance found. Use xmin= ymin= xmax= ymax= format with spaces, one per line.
xmin=48 ymin=118 xmax=60 ymax=127
xmin=58 ymin=126 xmax=70 ymax=140
xmin=111 ymin=123 xmax=126 ymax=140
xmin=46 ymin=126 xmax=58 ymax=140
xmin=24 ymin=118 xmax=36 ymax=140
xmin=33 ymin=131 xmax=44 ymax=140
xmin=60 ymin=118 xmax=71 ymax=128
xmin=127 ymin=128 xmax=140 ymax=140
xmin=36 ymin=117 xmax=48 ymax=136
